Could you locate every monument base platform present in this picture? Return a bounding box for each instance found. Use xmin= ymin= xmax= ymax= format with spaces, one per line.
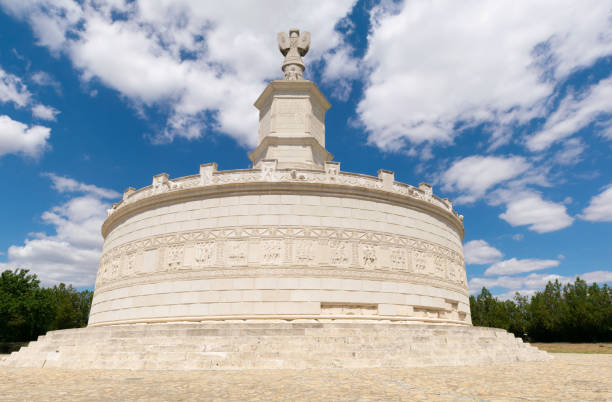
xmin=0 ymin=322 xmax=550 ymax=370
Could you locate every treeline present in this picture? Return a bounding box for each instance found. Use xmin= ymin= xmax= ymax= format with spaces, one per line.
xmin=0 ymin=269 xmax=92 ymax=343
xmin=470 ymin=277 xmax=611 ymax=342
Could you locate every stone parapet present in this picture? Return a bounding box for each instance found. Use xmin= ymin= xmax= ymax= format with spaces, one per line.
xmin=104 ymin=164 xmax=462 ymax=237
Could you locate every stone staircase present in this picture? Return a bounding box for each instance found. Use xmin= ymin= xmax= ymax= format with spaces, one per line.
xmin=0 ymin=322 xmax=550 ymax=370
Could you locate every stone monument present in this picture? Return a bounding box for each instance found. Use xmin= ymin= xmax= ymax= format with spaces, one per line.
xmin=1 ymin=30 xmax=549 ymax=370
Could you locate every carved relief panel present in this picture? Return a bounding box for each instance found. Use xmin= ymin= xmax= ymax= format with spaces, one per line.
xmin=225 ymin=240 xmax=247 ymax=266
xmin=260 ymin=239 xmax=282 ymax=265
xmin=294 ymin=239 xmax=316 ymax=265
xmin=390 ymin=247 xmax=408 ymax=271
xmin=165 ymin=245 xmax=184 ymax=270
xmin=194 ymin=241 xmax=216 ymax=266
xmin=359 ymin=244 xmax=377 ymax=269
xmin=329 ymin=240 xmax=351 ymax=266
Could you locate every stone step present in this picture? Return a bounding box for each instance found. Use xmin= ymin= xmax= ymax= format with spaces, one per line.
xmin=1 ymin=322 xmax=550 ymax=370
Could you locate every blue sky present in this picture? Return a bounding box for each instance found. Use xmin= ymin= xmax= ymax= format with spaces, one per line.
xmin=0 ymin=0 xmax=611 ymax=297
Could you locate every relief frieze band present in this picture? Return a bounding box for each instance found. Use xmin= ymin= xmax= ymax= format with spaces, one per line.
xmin=95 ymin=226 xmax=467 ymax=291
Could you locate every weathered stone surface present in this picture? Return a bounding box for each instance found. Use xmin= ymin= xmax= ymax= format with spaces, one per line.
xmin=0 ymin=322 xmax=549 ymax=370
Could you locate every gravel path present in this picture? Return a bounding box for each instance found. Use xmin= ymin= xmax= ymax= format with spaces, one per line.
xmin=1 ymin=353 xmax=610 ymax=401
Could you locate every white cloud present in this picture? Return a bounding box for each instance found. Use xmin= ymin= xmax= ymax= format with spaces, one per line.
xmin=553 ymin=138 xmax=585 ymax=166
xmin=32 ymin=104 xmax=60 ymax=121
xmin=0 ymin=0 xmax=358 ymax=147
xmin=0 ymin=65 xmax=61 ymax=129
xmin=321 ymin=46 xmax=360 ymax=101
xmin=0 ymin=0 xmax=83 ymax=52
xmin=580 ymin=270 xmax=612 ymax=284
xmin=527 ymin=76 xmax=612 ymax=151
xmin=30 ymin=71 xmax=62 ymax=93
xmin=469 ymin=270 xmax=612 ymax=295
xmin=0 ymin=114 xmax=50 ymax=158
xmin=440 ymin=156 xmax=530 ymax=203
xmin=580 ymin=184 xmax=612 ymax=222
xmin=484 ymin=258 xmax=559 ymax=276
xmin=0 ymin=66 xmax=30 ymax=107
xmin=357 ymin=0 xmax=612 ymax=151
xmin=0 ymin=175 xmax=118 ymax=287
xmin=464 ymin=240 xmax=503 ymax=265
xmin=498 ymin=190 xmax=574 ymax=233
xmin=44 ymin=173 xmax=121 ymax=199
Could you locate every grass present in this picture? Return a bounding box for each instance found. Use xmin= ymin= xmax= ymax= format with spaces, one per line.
xmin=531 ymin=343 xmax=612 ymax=354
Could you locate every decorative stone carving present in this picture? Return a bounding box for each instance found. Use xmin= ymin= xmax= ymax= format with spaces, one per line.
xmin=360 ymin=244 xmax=377 ymax=268
xmin=329 ymin=240 xmax=350 ymax=266
xmin=111 ymin=257 xmax=120 ymax=278
xmin=97 ymin=225 xmax=466 ymax=288
xmin=226 ymin=241 xmax=247 ymax=266
xmin=152 ymin=173 xmax=170 ymax=194
xmin=124 ymin=252 xmax=136 ymax=276
xmin=262 ymin=240 xmax=283 ymax=265
xmin=413 ymin=251 xmax=427 ymax=274
xmin=260 ymin=159 xmax=278 ymax=181
xmin=165 ymin=245 xmax=184 ymax=270
xmin=390 ymin=247 xmax=407 ymax=270
xmin=110 ymin=166 xmax=459 ymax=218
xmin=277 ymin=29 xmax=310 ymax=80
xmin=325 ymin=161 xmax=340 ymax=178
xmin=294 ymin=239 xmax=316 ymax=265
xmin=194 ymin=241 xmax=216 ymax=266
xmin=419 ymin=182 xmax=433 ymax=201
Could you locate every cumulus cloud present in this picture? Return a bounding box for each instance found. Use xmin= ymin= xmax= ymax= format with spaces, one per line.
xmin=0 ymin=65 xmax=59 ymax=147
xmin=469 ymin=270 xmax=612 ymax=296
xmin=32 ymin=104 xmax=60 ymax=121
xmin=580 ymin=184 xmax=612 ymax=222
xmin=498 ymin=191 xmax=574 ymax=233
xmin=484 ymin=258 xmax=559 ymax=276
xmin=463 ymin=240 xmax=503 ymax=265
xmin=0 ymin=175 xmax=119 ymax=286
xmin=0 ymin=114 xmax=50 ymax=158
xmin=527 ymin=76 xmax=612 ymax=151
xmin=357 ymin=0 xmax=612 ymax=152
xmin=0 ymin=66 xmax=31 ymax=107
xmin=0 ymin=0 xmax=359 ymax=147
xmin=440 ymin=156 xmax=530 ymax=203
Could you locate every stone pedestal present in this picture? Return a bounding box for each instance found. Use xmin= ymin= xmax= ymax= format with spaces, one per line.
xmin=249 ymin=80 xmax=332 ymax=170
xmin=0 ymin=322 xmax=551 ymax=370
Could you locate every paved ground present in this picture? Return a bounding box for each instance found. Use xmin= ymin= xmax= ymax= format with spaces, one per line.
xmin=1 ymin=354 xmax=610 ymax=401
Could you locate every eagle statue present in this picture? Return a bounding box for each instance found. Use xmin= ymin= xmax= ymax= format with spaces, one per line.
xmin=277 ymin=29 xmax=310 ymax=80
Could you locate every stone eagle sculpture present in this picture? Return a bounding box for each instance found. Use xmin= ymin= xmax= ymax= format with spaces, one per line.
xmin=277 ymin=29 xmax=310 ymax=80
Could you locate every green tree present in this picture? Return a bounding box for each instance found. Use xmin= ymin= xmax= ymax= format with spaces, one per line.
xmin=471 ymin=278 xmax=611 ymax=342
xmin=0 ymin=269 xmax=54 ymax=342
xmin=528 ymin=279 xmax=566 ymax=341
xmin=43 ymin=283 xmax=93 ymax=330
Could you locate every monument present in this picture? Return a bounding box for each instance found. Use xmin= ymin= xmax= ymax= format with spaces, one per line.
xmin=1 ymin=30 xmax=549 ymax=370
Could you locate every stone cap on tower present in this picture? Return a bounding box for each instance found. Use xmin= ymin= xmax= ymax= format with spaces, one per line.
xmin=249 ymin=79 xmax=333 ymax=170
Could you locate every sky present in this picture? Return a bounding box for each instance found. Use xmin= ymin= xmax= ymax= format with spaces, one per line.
xmin=0 ymin=0 xmax=611 ymax=299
